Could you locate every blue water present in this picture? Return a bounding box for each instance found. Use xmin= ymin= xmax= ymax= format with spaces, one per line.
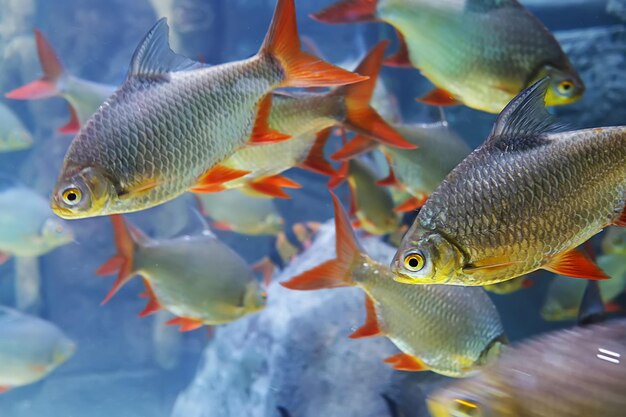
xmin=0 ymin=0 xmax=624 ymax=416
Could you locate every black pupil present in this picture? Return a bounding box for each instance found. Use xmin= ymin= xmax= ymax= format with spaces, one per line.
xmin=67 ymin=192 xmax=77 ymax=202
xmin=408 ymin=257 xmax=419 ymax=268
xmin=562 ymin=83 xmax=571 ymax=90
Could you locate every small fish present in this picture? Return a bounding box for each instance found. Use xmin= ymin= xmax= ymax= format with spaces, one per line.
xmin=331 ymin=158 xmax=400 ymax=235
xmin=484 ymin=276 xmax=533 ymax=295
xmin=209 ymin=40 xmax=413 ymax=198
xmin=196 ymin=189 xmax=284 ymax=236
xmin=97 ymin=215 xmax=266 ymax=331
xmin=427 ymin=319 xmax=626 ymax=417
xmin=0 ymin=102 xmax=33 ymax=152
xmin=5 ymin=30 xmax=116 ymax=134
xmin=602 ymin=227 xmax=626 ymax=256
xmin=282 ymin=193 xmax=506 ymax=377
xmin=0 ymin=307 xmax=75 ymax=393
xmin=313 ymin=0 xmax=584 ymax=113
xmin=51 ymin=0 xmax=366 ymax=220
xmin=392 ymin=79 xmax=626 ymax=286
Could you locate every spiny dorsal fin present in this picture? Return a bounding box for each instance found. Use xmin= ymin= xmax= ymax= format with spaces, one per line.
xmin=128 ymin=18 xmax=202 ymax=80
xmin=489 ymin=78 xmax=562 ymax=142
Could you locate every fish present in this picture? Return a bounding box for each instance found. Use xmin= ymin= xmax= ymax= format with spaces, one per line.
xmin=96 ymin=215 xmax=266 ymax=331
xmin=5 ymin=29 xmax=116 ymax=134
xmin=196 ymin=189 xmax=284 ymax=236
xmin=50 ymin=0 xmax=367 ymax=220
xmin=331 ymin=158 xmax=401 ymax=235
xmin=152 ymin=310 xmax=181 ymax=370
xmin=602 ymin=227 xmax=626 ymax=256
xmin=427 ymin=319 xmax=626 ymax=417
xmin=282 ymin=192 xmax=506 ymax=377
xmin=392 ymin=79 xmax=626 ymax=286
xmin=0 ymin=306 xmax=75 ymax=393
xmin=207 ymin=40 xmax=414 ymax=198
xmin=313 ymin=0 xmax=585 ymax=113
xmin=0 ymin=102 xmax=33 ymax=152
xmin=334 ymin=121 xmax=471 ymax=212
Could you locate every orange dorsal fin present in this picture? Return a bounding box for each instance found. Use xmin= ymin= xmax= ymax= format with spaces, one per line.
xmin=311 ymin=0 xmax=379 ymax=24
xmin=58 ymin=103 xmax=81 ymax=134
xmin=138 ymin=279 xmax=162 ymax=317
xmin=166 ymin=317 xmax=205 ymax=332
xmin=331 ymin=134 xmax=377 ymax=161
xmin=247 ymin=175 xmax=301 ymax=199
xmin=298 ymin=128 xmax=336 ymax=176
xmin=349 ymin=294 xmax=383 ymax=338
xmin=393 ymin=195 xmax=428 ymax=213
xmin=337 ymin=41 xmax=414 ymax=150
xmin=384 ymin=353 xmax=429 ymax=372
xmin=383 ymin=30 xmax=412 ymax=68
xmin=542 ymin=248 xmax=610 ymax=280
xmin=191 ymin=164 xmax=251 ymax=192
xmin=281 ymin=191 xmax=360 ymax=290
xmin=251 ymin=94 xmax=292 ymax=144
xmin=262 ymin=0 xmax=367 ymax=88
xmin=5 ymin=30 xmax=63 ymax=100
xmin=614 ymin=207 xmax=626 ymax=227
xmin=98 ymin=215 xmax=138 ymax=305
xmin=417 ymin=88 xmax=460 ymax=106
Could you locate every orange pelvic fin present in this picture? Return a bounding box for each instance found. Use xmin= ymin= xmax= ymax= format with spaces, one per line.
xmin=262 ymin=0 xmax=367 ymax=88
xmin=383 ymin=30 xmax=412 ymax=68
xmin=58 ymin=103 xmax=81 ymax=134
xmin=543 ymin=248 xmax=610 ymax=281
xmin=337 ymin=41 xmax=414 ymax=150
xmin=251 ymin=94 xmax=292 ymax=144
xmin=331 ymin=134 xmax=377 ymax=161
xmin=384 ymin=353 xmax=429 ymax=372
xmin=248 ymin=175 xmax=301 ymax=199
xmin=418 ymin=88 xmax=460 ymax=107
xmin=393 ymin=195 xmax=428 ymax=213
xmin=5 ymin=30 xmax=63 ymax=100
xmin=191 ymin=164 xmax=251 ymax=193
xmin=96 ymin=215 xmax=138 ymax=305
xmin=311 ymin=0 xmax=379 ymax=24
xmin=166 ymin=317 xmax=205 ymax=332
xmin=281 ymin=191 xmax=361 ymax=290
xmin=349 ymin=294 xmax=383 ymax=339
xmin=298 ymin=128 xmax=336 ymax=176
xmin=138 ymin=279 xmax=162 ymax=318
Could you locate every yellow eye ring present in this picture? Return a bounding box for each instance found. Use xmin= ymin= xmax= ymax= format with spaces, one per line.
xmin=557 ymin=80 xmax=574 ymax=95
xmin=403 ymin=252 xmax=425 ymax=272
xmin=62 ymin=188 xmax=82 ymax=206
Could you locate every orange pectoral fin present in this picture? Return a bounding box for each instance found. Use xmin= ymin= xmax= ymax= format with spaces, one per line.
xmin=542 ymin=248 xmax=609 ymax=281
xmin=250 ymin=95 xmax=292 ymax=144
xmin=166 ymin=316 xmax=205 ymax=332
xmin=383 ymin=353 xmax=429 ymax=372
xmin=119 ymin=178 xmax=160 ymax=199
xmin=247 ymin=175 xmax=302 ymax=199
xmin=417 ymin=88 xmax=460 ymax=106
xmin=349 ymin=294 xmax=383 ymax=339
xmin=462 ymin=256 xmax=522 ymax=274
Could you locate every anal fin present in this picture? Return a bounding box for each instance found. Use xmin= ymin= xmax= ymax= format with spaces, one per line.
xmin=384 ymin=353 xmax=429 ymax=372
xmin=166 ymin=316 xmax=205 ymax=332
xmin=247 ymin=175 xmax=301 ymax=199
xmin=191 ymin=164 xmax=250 ymax=193
xmin=349 ymin=294 xmax=383 ymax=339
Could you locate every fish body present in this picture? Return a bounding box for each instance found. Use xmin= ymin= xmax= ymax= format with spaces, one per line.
xmin=98 ymin=216 xmax=265 ymax=330
xmin=0 ymin=307 xmax=75 ymax=391
xmin=393 ymin=80 xmax=626 ymax=286
xmin=314 ymin=0 xmax=584 ymax=113
xmin=282 ymin=193 xmax=505 ymax=377
xmin=50 ymin=0 xmax=366 ymax=219
xmin=428 ymin=319 xmax=626 ymax=417
xmin=0 ymin=102 xmax=32 ymax=152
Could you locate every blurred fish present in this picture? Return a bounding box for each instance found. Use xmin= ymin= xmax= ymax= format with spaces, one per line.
xmin=484 ymin=276 xmax=533 ymax=295
xmin=0 ymin=306 xmax=75 ymax=393
xmin=5 ymin=30 xmax=115 ymax=134
xmin=0 ymin=102 xmax=32 ymax=152
xmin=392 ymin=79 xmax=626 ymax=286
xmin=50 ymin=0 xmax=366 ymax=220
xmin=313 ymin=0 xmax=584 ymax=113
xmin=97 ymin=215 xmax=266 ymax=331
xmin=282 ymin=193 xmax=505 ymax=377
xmin=334 ymin=122 xmax=471 ymax=212
xmin=211 ymin=41 xmax=413 ymax=198
xmin=602 ymin=227 xmax=626 ymax=256
xmin=331 ymin=158 xmax=400 ymax=235
xmin=152 ymin=310 xmax=181 ymax=370
xmin=196 ymin=189 xmax=284 ymax=236
xmin=427 ymin=319 xmax=626 ymax=417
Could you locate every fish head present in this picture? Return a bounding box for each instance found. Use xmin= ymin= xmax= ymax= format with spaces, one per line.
xmin=391 ymin=225 xmax=464 ymax=284
xmin=51 ymin=166 xmax=117 ymax=219
xmin=543 ymin=66 xmax=585 ymax=106
xmin=41 ymin=217 xmax=74 ymax=249
xmin=0 ymin=130 xmax=33 ymax=152
xmin=427 ymin=384 xmax=514 ymax=417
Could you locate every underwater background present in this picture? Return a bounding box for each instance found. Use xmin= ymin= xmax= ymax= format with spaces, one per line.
xmin=0 ymin=0 xmax=624 ymax=416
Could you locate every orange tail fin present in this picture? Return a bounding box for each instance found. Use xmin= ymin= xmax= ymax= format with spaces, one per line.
xmin=311 ymin=0 xmax=379 ymax=24
xmin=336 ymin=41 xmax=414 ymax=149
xmin=281 ymin=191 xmax=360 ymax=290
xmin=96 ymin=215 xmax=138 ymax=304
xmin=261 ymin=0 xmax=367 ymax=88
xmin=6 ymin=30 xmax=64 ymax=100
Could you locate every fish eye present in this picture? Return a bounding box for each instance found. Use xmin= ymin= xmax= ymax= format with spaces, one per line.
xmin=452 ymin=398 xmax=481 ymax=417
xmin=62 ymin=188 xmax=82 ymax=206
xmin=557 ymin=80 xmax=574 ymax=95
xmin=403 ymin=251 xmax=425 ymax=272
